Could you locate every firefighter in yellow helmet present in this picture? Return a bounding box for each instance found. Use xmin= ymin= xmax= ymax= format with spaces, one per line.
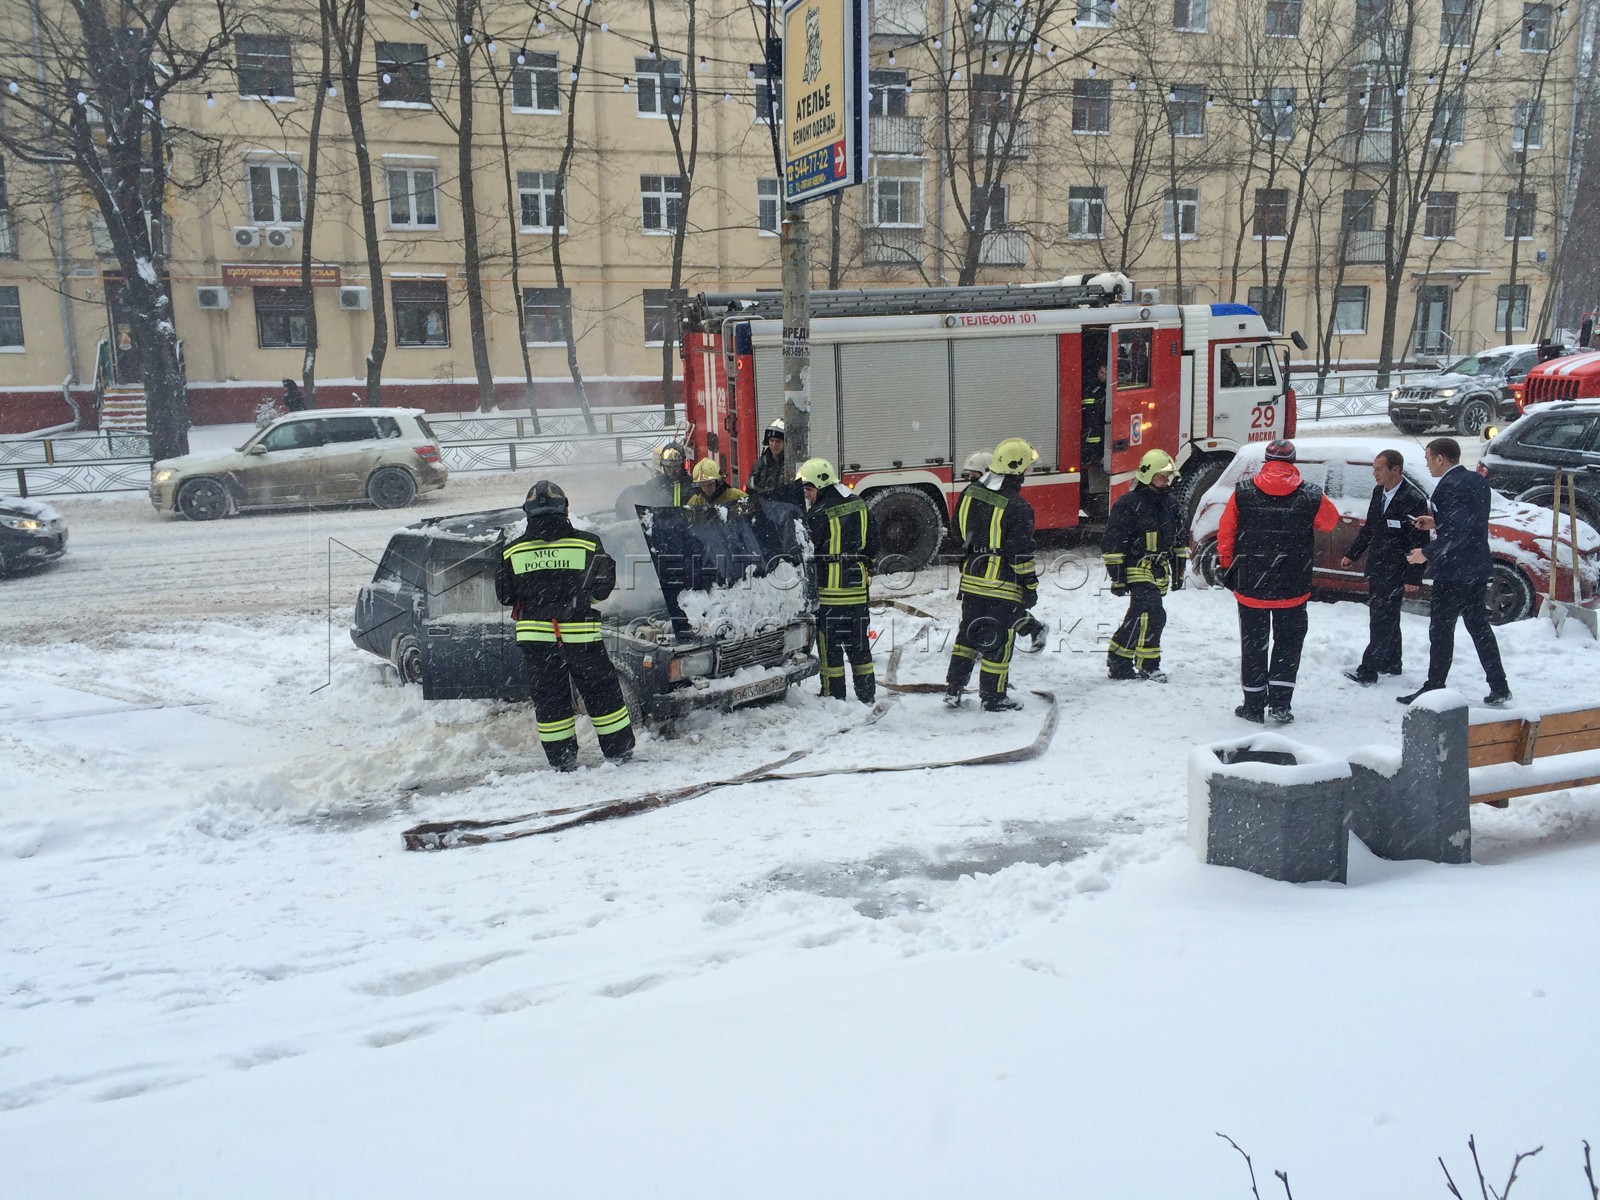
xmin=797 ymin=457 xmax=877 ymax=704
xmin=1102 ymin=449 xmax=1187 ymax=683
xmin=945 ymin=438 xmax=1040 ymax=711
xmin=686 ymin=456 xmax=748 ymax=510
xmin=495 ymin=481 xmax=634 ymax=771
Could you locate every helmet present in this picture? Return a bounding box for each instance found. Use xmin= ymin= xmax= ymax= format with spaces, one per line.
xmin=763 ymin=418 xmax=786 ymax=440
xmin=962 ymin=450 xmax=993 ymax=477
xmin=1136 ymin=449 xmax=1179 ymax=485
xmin=991 ymin=438 xmax=1040 ymax=475
xmin=1264 ymin=438 xmax=1296 ymax=463
xmin=692 ymin=456 xmax=724 ymax=483
xmin=656 ymin=442 xmax=688 ymax=474
xmin=795 ymin=457 xmax=837 ymax=488
xmin=522 ymin=479 xmax=569 ymax=518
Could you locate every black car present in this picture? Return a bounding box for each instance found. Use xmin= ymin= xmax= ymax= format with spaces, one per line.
xmin=350 ymin=499 xmax=818 ymax=728
xmin=1481 ymin=399 xmax=1600 ymax=528
xmin=1389 ymin=345 xmax=1544 ymax=437
xmin=0 ymin=496 xmax=68 ymax=576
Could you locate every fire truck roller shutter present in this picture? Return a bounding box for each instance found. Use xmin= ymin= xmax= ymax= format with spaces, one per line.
xmin=754 ymin=344 xmax=840 ymax=466
xmin=952 ymin=335 xmax=1060 ymax=474
xmin=837 ymin=342 xmax=953 ymax=470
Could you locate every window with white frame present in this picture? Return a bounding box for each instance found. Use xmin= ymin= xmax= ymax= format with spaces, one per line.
xmin=392 ymin=279 xmax=449 ymax=346
xmin=1168 ymin=85 xmax=1204 ymax=136
xmin=974 ymin=1 xmax=1033 ymax=43
xmin=1521 ymin=2 xmax=1551 ymax=51
xmin=1496 ymin=284 xmax=1529 ymax=331
xmin=386 ymin=166 xmax=438 ymax=228
xmin=1072 ymin=79 xmax=1111 ymax=133
xmin=1253 ymin=188 xmax=1288 ymax=238
xmin=1349 ymin=69 xmax=1393 ymax=131
xmin=635 ymin=57 xmax=683 ymax=117
xmin=254 ymin=285 xmax=308 ymax=348
xmin=1068 ymin=185 xmax=1105 ymax=239
xmin=516 ymin=170 xmax=565 ymax=232
xmin=972 ymin=74 xmax=1012 ymax=121
xmin=871 ymin=0 xmax=928 ymax=37
xmin=1429 ymin=93 xmax=1465 ymax=144
xmin=1247 ymin=285 xmax=1284 ymax=332
xmin=0 ymin=158 xmax=14 ymax=257
xmin=510 ymin=51 xmax=560 ymax=112
xmin=1173 ymin=0 xmax=1208 ymax=32
xmin=640 ymin=174 xmax=685 ymax=233
xmin=753 ymin=66 xmax=777 ymax=123
xmin=1424 ymin=192 xmax=1458 ymax=239
xmin=1439 ymin=0 xmax=1474 ymax=46
xmin=972 ymin=183 xmax=1009 ymax=231
xmin=1265 ymin=0 xmax=1302 ymax=35
xmin=869 ymin=69 xmax=909 ymax=117
xmin=1162 ymin=187 xmax=1198 ymax=239
xmin=1333 ymin=285 xmax=1368 ymax=334
xmin=522 ymin=286 xmax=570 ymax=344
xmin=1512 ymin=98 xmax=1544 ymax=149
xmin=1505 ymin=190 xmax=1536 ymax=239
xmin=1076 ymin=0 xmax=1113 ymax=27
xmin=1260 ymin=87 xmax=1295 ymax=140
xmin=757 ymin=179 xmax=780 ymax=234
xmin=376 ymin=42 xmax=430 ymax=105
xmin=871 ymin=158 xmax=924 ymax=226
xmin=1342 ymin=188 xmax=1376 ymax=233
xmin=0 ymin=285 xmax=21 ymax=348
xmin=247 ymin=162 xmax=303 ymax=224
xmin=643 ymin=287 xmax=686 ymax=345
xmin=237 ymin=34 xmax=295 ymax=99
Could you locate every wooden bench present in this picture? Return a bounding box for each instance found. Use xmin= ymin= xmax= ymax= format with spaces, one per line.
xmin=1468 ymin=704 xmax=1600 ymax=807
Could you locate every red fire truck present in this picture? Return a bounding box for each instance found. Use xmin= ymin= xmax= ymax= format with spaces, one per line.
xmin=1513 ymin=348 xmax=1600 ymax=411
xmin=681 ymin=278 xmax=1298 ymax=567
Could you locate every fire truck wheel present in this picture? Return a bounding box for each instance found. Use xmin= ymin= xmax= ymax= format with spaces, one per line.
xmin=1172 ymin=455 xmax=1230 ymax=528
xmin=866 ymin=486 xmax=946 ymax=572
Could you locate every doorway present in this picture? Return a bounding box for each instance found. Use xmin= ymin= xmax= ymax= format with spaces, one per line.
xmin=1412 ymin=284 xmax=1452 ymax=358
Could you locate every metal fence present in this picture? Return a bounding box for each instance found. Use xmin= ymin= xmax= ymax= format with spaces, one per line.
xmin=0 ymin=430 xmax=154 ymax=497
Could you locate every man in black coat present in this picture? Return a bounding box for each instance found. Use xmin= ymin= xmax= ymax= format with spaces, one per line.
xmin=1340 ymin=448 xmax=1430 ymax=684
xmin=1399 ymin=438 xmax=1511 ymax=706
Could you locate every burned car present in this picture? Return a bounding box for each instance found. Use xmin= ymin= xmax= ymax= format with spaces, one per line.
xmin=351 ymin=497 xmax=818 ymax=726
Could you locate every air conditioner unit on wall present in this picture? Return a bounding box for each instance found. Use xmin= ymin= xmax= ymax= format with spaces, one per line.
xmin=196 ymin=285 xmax=230 ymax=310
xmin=264 ymin=226 xmax=294 ymax=250
xmin=1138 ymin=288 xmax=1161 ymax=304
xmin=339 ymin=285 xmax=371 ymax=311
xmin=232 ymin=226 xmax=261 ymax=249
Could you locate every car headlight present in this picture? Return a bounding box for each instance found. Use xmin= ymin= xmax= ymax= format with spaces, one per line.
xmin=677 ymin=649 xmax=716 ymax=679
xmin=1434 ymin=388 xmax=1458 ymax=398
xmin=152 ymin=468 xmax=176 ymax=484
xmin=0 ymin=515 xmax=44 ymax=532
xmin=1389 ymin=389 xmax=1400 ymax=400
xmin=783 ymin=622 xmax=810 ymax=654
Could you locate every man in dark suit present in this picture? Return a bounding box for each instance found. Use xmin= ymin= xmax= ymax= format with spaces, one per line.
xmin=1399 ymin=437 xmax=1512 ymax=707
xmin=1340 ymin=448 xmax=1430 ymax=684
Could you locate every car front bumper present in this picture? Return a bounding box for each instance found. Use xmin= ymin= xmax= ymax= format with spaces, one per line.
xmin=1389 ymin=400 xmax=1456 ymax=425
xmin=645 ymin=655 xmax=820 ymax=721
xmin=3 ymin=528 xmax=68 ymax=566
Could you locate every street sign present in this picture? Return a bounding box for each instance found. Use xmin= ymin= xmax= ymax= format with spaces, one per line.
xmin=781 ymin=0 xmax=867 ymax=205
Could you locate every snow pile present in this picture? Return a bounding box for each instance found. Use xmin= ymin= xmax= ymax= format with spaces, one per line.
xmin=676 ymin=560 xmax=807 ymax=638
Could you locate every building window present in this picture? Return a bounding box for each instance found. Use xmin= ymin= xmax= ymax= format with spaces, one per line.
xmin=1168 ymin=85 xmax=1204 ymax=136
xmin=1173 ymin=0 xmax=1208 ymax=31
xmin=1260 ymin=87 xmax=1295 ymax=140
xmin=236 ymin=34 xmax=295 ymax=99
xmin=1333 ymin=285 xmax=1369 ymax=334
xmin=640 ymin=174 xmax=685 ymax=233
xmin=1253 ymin=188 xmax=1288 ymax=238
xmin=635 ymin=57 xmax=683 ymax=117
xmin=1265 ymin=0 xmax=1302 ymax=35
xmin=1072 ymin=79 xmax=1111 ymax=133
xmin=972 ymin=74 xmax=1013 ymax=122
xmin=1076 ymin=0 xmax=1113 ymax=27
xmin=393 ymin=279 xmax=449 ymax=347
xmin=247 ymin=162 xmax=303 ymax=224
xmin=870 ymin=158 xmax=924 ymax=226
xmin=1247 ymin=285 xmax=1284 ymax=332
xmin=1505 ymin=190 xmax=1536 ymax=239
xmin=1521 ymin=2 xmax=1551 ymax=51
xmin=516 ymin=170 xmax=564 ymax=232
xmin=1162 ymin=187 xmax=1198 ymax=240
xmin=1512 ymin=98 xmax=1544 ymax=150
xmin=1342 ymin=188 xmax=1376 ymax=233
xmin=757 ymin=178 xmax=780 ymax=235
xmin=1068 ymin=185 xmax=1106 ymax=239
xmin=0 ymin=159 xmax=15 ymax=258
xmin=510 ymin=51 xmax=559 ymax=112
xmin=1496 ymin=284 xmax=1529 ymax=331
xmin=872 ymin=0 xmax=928 ymax=36
xmin=1424 ymin=192 xmax=1458 ymax=239
xmin=1349 ymin=69 xmax=1393 ymax=132
xmin=753 ymin=66 xmax=777 ymax=123
xmin=376 ymin=42 xmax=431 ymax=105
xmin=869 ymin=69 xmax=909 ymax=117
xmin=1354 ymin=0 xmax=1389 ymax=37
xmin=386 ymin=167 xmax=438 ymax=229
xmin=643 ymin=287 xmax=686 ymax=345
xmin=523 ymin=286 xmax=570 ymax=345
xmin=1440 ymin=0 xmax=1474 ymax=45
xmin=972 ymin=183 xmax=1009 ymax=231
xmin=0 ymin=285 xmax=22 ymax=348
xmin=1429 ymin=93 xmax=1465 ymax=144
xmin=254 ymin=286 xmax=309 ymax=349
xmin=974 ymin=2 xmax=1033 ymax=42
xmin=1177 ymin=284 xmax=1198 ymax=304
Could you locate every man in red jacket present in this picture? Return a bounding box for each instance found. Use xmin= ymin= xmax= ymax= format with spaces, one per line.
xmin=1217 ymin=440 xmax=1340 ymax=723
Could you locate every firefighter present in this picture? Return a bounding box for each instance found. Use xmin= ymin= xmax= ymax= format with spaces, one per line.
xmin=961 ymin=451 xmax=1048 ymax=651
xmin=960 ymin=450 xmax=992 ymax=482
xmin=1103 ymin=449 xmax=1188 ymax=683
xmin=647 ymin=442 xmax=692 ymax=507
xmin=687 ymin=457 xmax=748 ymax=510
xmin=495 ymin=481 xmax=635 ymax=771
xmin=746 ymin=419 xmax=791 ymax=496
xmin=798 ymin=457 xmax=877 ymax=704
xmin=945 ymin=438 xmax=1041 ymax=711
xmin=1081 ymin=362 xmax=1108 ymax=464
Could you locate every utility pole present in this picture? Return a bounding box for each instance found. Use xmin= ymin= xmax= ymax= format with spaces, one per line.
xmin=780 ymin=205 xmax=812 ymax=465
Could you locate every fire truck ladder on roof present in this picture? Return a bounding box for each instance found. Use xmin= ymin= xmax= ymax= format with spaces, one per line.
xmin=691 ymin=281 xmax=1123 ymax=325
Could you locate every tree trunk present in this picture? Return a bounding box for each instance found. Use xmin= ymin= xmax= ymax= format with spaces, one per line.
xmin=333 ymin=0 xmax=387 ymax=405
xmin=454 ymin=5 xmax=494 ymax=412
xmin=299 ymin=7 xmax=332 ymax=407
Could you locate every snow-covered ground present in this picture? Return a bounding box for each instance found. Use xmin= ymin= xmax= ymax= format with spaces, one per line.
xmin=4 ymin=435 xmax=1599 ymax=1198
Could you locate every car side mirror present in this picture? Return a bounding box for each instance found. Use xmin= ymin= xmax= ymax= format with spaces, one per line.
xmin=1290 ymin=330 xmax=1308 ymax=352
xmin=247 ymin=444 xmax=267 ymax=456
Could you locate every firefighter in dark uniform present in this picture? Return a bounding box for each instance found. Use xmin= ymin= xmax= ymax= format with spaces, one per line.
xmin=745 ymin=419 xmax=805 ymax=506
xmin=647 ymin=442 xmax=692 ymax=507
xmin=687 ymin=457 xmax=748 ymax=510
xmin=1102 ymin=449 xmax=1188 ymax=682
xmin=798 ymin=457 xmax=877 ymax=704
xmin=944 ymin=438 xmax=1041 ymax=712
xmin=495 ymin=481 xmax=635 ymax=771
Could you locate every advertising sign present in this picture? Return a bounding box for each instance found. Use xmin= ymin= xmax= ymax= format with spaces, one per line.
xmin=220 ymin=264 xmax=342 ymax=288
xmin=781 ymin=0 xmax=867 ymax=204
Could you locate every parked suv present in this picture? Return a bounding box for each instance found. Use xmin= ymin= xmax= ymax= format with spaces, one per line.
xmin=1388 ymin=345 xmax=1543 ymax=437
xmin=1481 ymin=399 xmax=1600 ymax=529
xmin=150 ymin=408 xmax=447 ymax=520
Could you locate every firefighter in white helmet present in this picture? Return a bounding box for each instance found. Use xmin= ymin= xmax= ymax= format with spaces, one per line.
xmin=647 ymin=441 xmax=692 ymax=507
xmin=1102 ymin=449 xmax=1187 ymax=683
xmin=797 ymin=457 xmax=877 ymax=704
xmin=960 ymin=450 xmax=992 ymax=481
xmin=746 ymin=418 xmax=802 ymax=505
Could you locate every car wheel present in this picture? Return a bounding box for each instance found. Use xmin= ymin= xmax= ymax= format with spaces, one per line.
xmin=368 ymin=467 xmax=418 ymax=509
xmin=177 ymin=477 xmax=229 ymax=521
xmin=1193 ymin=536 xmax=1222 ymax=587
xmin=1173 ymin=454 xmax=1230 ymax=528
xmin=1455 ymin=397 xmax=1495 ymax=437
xmin=392 ymin=634 xmax=424 ymax=685
xmin=1395 ymin=421 xmax=1429 ymax=436
xmin=1513 ymin=484 xmax=1600 ymax=529
xmin=865 ymin=486 xmax=945 ymax=572
xmin=1486 ymin=561 xmax=1535 ymax=625
xmin=0 ymin=548 xmax=9 ymax=577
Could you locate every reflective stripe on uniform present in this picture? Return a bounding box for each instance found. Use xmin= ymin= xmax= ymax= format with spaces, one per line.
xmin=537 ymin=716 xmax=577 ymax=743
xmin=514 ymin=619 xmax=605 ymax=643
xmin=590 ymin=705 xmax=632 ymax=735
xmin=504 ymin=538 xmax=594 ymax=574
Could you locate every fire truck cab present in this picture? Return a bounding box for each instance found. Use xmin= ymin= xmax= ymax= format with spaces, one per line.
xmin=1513 ymin=348 xmax=1600 ymax=412
xmin=681 ymin=278 xmax=1293 ymax=568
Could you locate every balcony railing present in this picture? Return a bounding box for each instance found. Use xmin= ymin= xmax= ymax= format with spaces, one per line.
xmin=967 ymin=117 xmax=1030 ymax=158
xmin=1343 ymin=130 xmax=1392 ymax=165
xmin=978 ymin=227 xmax=1028 ymax=266
xmin=871 ymin=115 xmax=925 ymax=157
xmin=1342 ymin=228 xmax=1386 ymax=264
xmin=862 ymin=225 xmax=924 ymax=267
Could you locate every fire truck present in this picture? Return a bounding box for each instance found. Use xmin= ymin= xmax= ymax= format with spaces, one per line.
xmin=1513 ymin=348 xmax=1600 ymax=411
xmin=680 ymin=276 xmax=1298 ymax=568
